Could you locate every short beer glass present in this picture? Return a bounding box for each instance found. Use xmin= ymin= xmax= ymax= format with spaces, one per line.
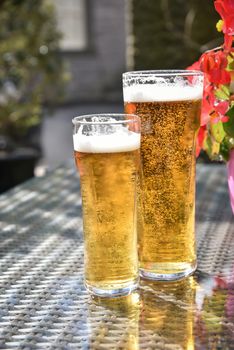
xmin=123 ymin=70 xmax=203 ymax=281
xmin=73 ymin=114 xmax=140 ymax=296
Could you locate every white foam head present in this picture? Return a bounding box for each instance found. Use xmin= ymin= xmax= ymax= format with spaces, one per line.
xmin=123 ymin=84 xmax=203 ymax=102
xmin=73 ymin=128 xmax=140 ymax=153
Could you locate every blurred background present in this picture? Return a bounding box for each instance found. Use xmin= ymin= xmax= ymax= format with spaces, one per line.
xmin=0 ymin=0 xmax=221 ymax=192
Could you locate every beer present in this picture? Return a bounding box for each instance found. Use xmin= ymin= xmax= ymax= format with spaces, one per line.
xmin=73 ymin=115 xmax=140 ymax=296
xmin=123 ymin=75 xmax=203 ymax=280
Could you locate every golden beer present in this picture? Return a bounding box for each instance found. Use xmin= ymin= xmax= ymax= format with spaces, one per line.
xmin=73 ymin=114 xmax=140 ymax=296
xmin=123 ymin=71 xmax=203 ymax=280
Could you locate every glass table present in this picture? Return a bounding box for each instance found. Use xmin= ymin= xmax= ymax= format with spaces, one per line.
xmin=0 ymin=163 xmax=233 ymax=349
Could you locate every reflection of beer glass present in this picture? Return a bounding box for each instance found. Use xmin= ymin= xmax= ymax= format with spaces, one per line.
xmin=123 ymin=70 xmax=203 ymax=280
xmin=88 ymin=293 xmax=140 ymax=349
xmin=140 ymin=277 xmax=195 ymax=349
xmin=72 ymin=114 xmax=141 ymax=296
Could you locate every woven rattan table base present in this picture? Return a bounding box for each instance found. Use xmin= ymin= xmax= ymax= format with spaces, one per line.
xmin=0 ymin=163 xmax=233 ymax=349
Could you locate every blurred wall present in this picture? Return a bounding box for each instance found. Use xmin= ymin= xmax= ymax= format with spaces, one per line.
xmin=130 ymin=0 xmax=222 ymax=70
xmin=56 ymin=0 xmax=222 ymax=104
xmin=61 ymin=0 xmax=126 ymax=103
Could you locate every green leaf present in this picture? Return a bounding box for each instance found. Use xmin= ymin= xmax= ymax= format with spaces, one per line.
xmin=227 ymin=54 xmax=234 ymax=71
xmin=203 ymin=133 xmax=220 ymax=159
xmin=223 ymin=105 xmax=234 ymax=137
xmin=227 ymin=60 xmax=234 ymax=71
xmin=215 ymin=85 xmax=230 ymax=100
xmin=210 ymin=120 xmax=226 ymax=143
xmin=220 ymin=137 xmax=230 ymax=161
xmin=203 ymin=134 xmax=213 ymax=158
xmin=227 ymin=105 xmax=234 ymax=115
xmin=211 ymin=140 xmax=220 ymax=156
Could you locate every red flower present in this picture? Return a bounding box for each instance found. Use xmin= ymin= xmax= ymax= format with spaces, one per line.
xmin=187 ymin=61 xmax=216 ymax=126
xmin=221 ymin=115 xmax=229 ymax=122
xmin=187 ymin=61 xmax=200 ymax=71
xmin=186 ymin=48 xmax=231 ymax=128
xmin=214 ymin=100 xmax=229 ymax=115
xmin=224 ymin=33 xmax=233 ymax=51
xmin=214 ymin=0 xmax=234 ymax=35
xmin=201 ymin=90 xmax=214 ymax=125
xmin=196 ymin=126 xmax=207 ymax=157
xmin=199 ymin=50 xmax=231 ymax=84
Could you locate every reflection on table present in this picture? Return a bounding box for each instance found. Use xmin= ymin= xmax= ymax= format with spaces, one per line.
xmin=87 ymin=292 xmax=140 ymax=349
xmin=86 ymin=271 xmax=234 ymax=350
xmin=140 ymin=277 xmax=195 ymax=349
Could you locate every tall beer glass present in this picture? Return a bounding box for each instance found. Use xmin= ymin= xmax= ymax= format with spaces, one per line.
xmin=123 ymin=70 xmax=203 ymax=281
xmin=72 ymin=114 xmax=141 ymax=296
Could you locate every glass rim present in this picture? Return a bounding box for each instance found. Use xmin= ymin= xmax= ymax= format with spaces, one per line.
xmin=72 ymin=113 xmax=140 ymax=125
xmin=123 ymin=69 xmax=203 ymax=77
